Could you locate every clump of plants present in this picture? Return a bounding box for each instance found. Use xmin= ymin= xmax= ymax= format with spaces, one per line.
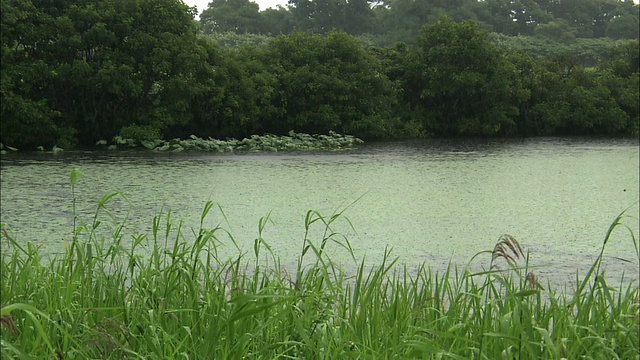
xmin=98 ymin=131 xmax=364 ymax=152
xmin=1 ymin=174 xmax=638 ymax=358
xmin=0 ymin=143 xmax=18 ymax=155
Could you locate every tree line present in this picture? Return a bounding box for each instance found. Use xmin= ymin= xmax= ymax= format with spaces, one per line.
xmin=201 ymin=0 xmax=639 ymax=43
xmin=1 ymin=0 xmax=638 ymax=149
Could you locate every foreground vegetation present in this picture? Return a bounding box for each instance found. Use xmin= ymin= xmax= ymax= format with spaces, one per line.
xmin=1 ymin=188 xmax=638 ymax=358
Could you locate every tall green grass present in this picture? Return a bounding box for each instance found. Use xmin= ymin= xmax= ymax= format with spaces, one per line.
xmin=1 ymin=176 xmax=638 ymax=358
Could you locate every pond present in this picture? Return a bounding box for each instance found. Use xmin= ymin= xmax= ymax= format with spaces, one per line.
xmin=1 ymin=137 xmax=638 ymax=288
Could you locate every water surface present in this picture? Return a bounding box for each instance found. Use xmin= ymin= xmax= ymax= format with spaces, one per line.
xmin=1 ymin=137 xmax=638 ymax=287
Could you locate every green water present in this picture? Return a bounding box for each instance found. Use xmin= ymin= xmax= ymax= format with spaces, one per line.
xmin=1 ymin=137 xmax=638 ymax=286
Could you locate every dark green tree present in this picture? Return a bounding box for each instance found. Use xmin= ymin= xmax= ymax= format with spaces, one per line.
xmin=597 ymin=39 xmax=640 ymax=134
xmin=479 ymin=0 xmax=551 ymax=36
xmin=262 ymin=31 xmax=400 ymax=138
xmin=506 ymin=50 xmax=545 ymax=135
xmin=514 ymin=46 xmax=637 ymax=137
xmin=288 ymin=0 xmax=375 ymax=34
xmin=1 ymin=0 xmax=217 ymax=148
xmin=200 ymin=0 xmax=262 ymax=34
xmin=415 ymin=17 xmax=518 ymax=135
xmin=371 ymin=0 xmax=478 ymax=44
xmin=368 ymin=42 xmax=427 ymax=135
xmin=259 ymin=6 xmax=295 ymax=35
xmin=600 ymin=39 xmax=640 ymax=77
xmin=606 ymin=14 xmax=639 ymax=39
xmin=533 ymin=19 xmax=577 ymax=43
xmin=547 ymin=0 xmax=599 ymax=37
xmin=182 ymin=42 xmax=279 ymax=138
xmin=1 ymin=0 xmax=70 ymax=148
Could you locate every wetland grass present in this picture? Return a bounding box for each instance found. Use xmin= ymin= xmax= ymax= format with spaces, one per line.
xmin=1 ymin=192 xmax=638 ymax=359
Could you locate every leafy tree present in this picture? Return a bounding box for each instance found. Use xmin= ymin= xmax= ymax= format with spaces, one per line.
xmin=514 ymin=47 xmax=637 ymax=137
xmin=288 ymin=0 xmax=375 ymax=34
xmin=1 ymin=0 xmax=214 ymax=148
xmin=476 ymin=0 xmax=639 ymax=40
xmin=61 ymin=0 xmax=203 ymax=143
xmin=491 ymin=33 xmax=626 ymax=67
xmin=343 ymin=0 xmax=376 ymax=34
xmin=288 ymin=0 xmax=338 ymax=33
xmin=259 ymin=6 xmax=295 ymax=35
xmin=373 ymin=0 xmax=446 ymax=43
xmin=606 ymin=14 xmax=639 ymax=39
xmin=203 ymin=32 xmax=273 ymax=49
xmin=367 ymin=42 xmax=428 ymax=135
xmin=505 ymin=50 xmax=554 ymax=135
xmin=548 ymin=0 xmax=601 ymax=37
xmin=533 ymin=19 xmax=577 ymax=43
xmin=200 ymin=0 xmax=262 ymax=34
xmin=197 ymin=44 xmax=279 ymax=138
xmin=600 ymin=39 xmax=640 ymax=77
xmin=415 ymin=17 xmax=518 ymax=135
xmin=545 ymin=0 xmax=638 ymax=38
xmin=0 ymin=82 xmax=67 ymax=148
xmin=262 ymin=31 xmax=400 ymax=138
xmin=535 ymin=68 xmax=629 ymax=134
xmin=0 ymin=0 xmax=69 ymax=148
xmin=371 ymin=0 xmax=478 ymax=44
xmin=369 ymin=43 xmax=421 ymax=106
xmin=479 ymin=0 xmax=552 ymax=36
xmin=597 ymin=39 xmax=640 ymax=134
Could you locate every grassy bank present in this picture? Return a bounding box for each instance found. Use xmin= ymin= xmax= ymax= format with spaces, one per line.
xmin=1 ymin=194 xmax=638 ymax=359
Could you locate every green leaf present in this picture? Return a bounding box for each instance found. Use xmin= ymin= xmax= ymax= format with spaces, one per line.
xmin=70 ymin=168 xmax=84 ymax=186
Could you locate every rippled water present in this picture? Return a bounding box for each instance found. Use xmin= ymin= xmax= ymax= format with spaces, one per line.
xmin=1 ymin=137 xmax=638 ymax=287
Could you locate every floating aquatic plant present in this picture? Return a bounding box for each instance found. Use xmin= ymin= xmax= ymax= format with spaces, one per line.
xmin=97 ymin=131 xmax=364 ymax=152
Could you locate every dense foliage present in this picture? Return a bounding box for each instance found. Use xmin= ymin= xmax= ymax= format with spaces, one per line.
xmin=416 ymin=18 xmax=520 ymax=135
xmin=1 ymin=0 xmax=638 ymax=149
xmin=199 ymin=0 xmax=639 ymax=42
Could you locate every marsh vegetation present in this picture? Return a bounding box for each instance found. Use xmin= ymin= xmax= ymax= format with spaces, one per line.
xmin=1 ymin=180 xmax=638 ymax=358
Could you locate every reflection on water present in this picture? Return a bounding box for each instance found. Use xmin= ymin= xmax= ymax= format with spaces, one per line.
xmin=1 ymin=137 xmax=638 ymax=287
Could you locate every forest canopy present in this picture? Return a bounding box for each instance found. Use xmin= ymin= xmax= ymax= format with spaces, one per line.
xmin=200 ymin=0 xmax=639 ymax=42
xmin=1 ymin=0 xmax=638 ymax=149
